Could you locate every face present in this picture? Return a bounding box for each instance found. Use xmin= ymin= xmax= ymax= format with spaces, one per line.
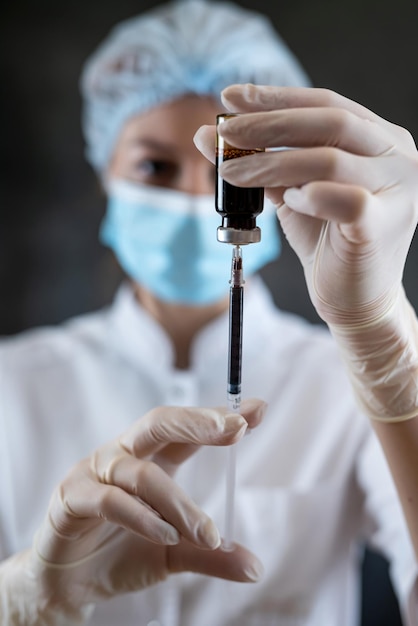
xmin=108 ymin=94 xmax=220 ymax=195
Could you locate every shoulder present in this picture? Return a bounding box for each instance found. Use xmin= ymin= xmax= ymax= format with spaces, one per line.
xmin=0 ymin=305 xmax=113 ymax=377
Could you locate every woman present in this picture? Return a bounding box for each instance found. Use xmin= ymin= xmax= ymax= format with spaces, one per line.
xmin=1 ymin=1 xmax=417 ymax=624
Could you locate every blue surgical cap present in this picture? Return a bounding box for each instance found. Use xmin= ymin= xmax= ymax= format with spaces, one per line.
xmin=80 ymin=0 xmax=310 ymax=173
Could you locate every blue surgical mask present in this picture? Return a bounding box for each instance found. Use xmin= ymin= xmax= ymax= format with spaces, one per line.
xmin=100 ymin=179 xmax=281 ymax=305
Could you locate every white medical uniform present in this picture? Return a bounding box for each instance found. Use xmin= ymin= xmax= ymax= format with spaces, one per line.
xmin=0 ymin=278 xmax=417 ymax=626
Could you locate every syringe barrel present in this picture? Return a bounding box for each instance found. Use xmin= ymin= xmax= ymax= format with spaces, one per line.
xmin=227 ymin=285 xmax=243 ymax=395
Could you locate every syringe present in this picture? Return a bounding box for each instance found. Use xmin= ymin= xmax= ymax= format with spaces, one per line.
xmin=223 ymin=245 xmax=244 ymax=550
xmin=227 ymin=245 xmax=244 ymax=410
xmin=215 ymin=113 xmax=265 ymax=550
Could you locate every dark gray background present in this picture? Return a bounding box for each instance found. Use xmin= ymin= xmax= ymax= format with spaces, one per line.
xmin=1 ymin=1 xmax=416 ymax=624
xmin=1 ymin=0 xmax=418 ymax=334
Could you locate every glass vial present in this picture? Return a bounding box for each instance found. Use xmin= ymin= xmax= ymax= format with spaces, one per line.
xmin=216 ymin=113 xmax=264 ymax=244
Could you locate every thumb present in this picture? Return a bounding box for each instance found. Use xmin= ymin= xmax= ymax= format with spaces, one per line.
xmin=167 ymin=540 xmax=263 ymax=583
xmin=193 ymin=125 xmax=216 ymax=164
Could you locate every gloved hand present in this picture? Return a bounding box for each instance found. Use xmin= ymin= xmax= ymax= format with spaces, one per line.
xmin=194 ymin=85 xmax=418 ymax=421
xmin=0 ymin=398 xmax=265 ymax=625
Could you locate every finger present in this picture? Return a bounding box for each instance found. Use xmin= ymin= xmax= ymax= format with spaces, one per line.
xmin=283 ymin=181 xmax=373 ymax=225
xmin=193 ymin=124 xmax=216 ymax=164
xmin=193 ymin=113 xmax=390 ymax=167
xmin=276 ymin=202 xmax=325 ymax=260
xmin=120 ymin=399 xmax=266 ymax=459
xmin=151 ymin=397 xmax=266 ymax=470
xmin=43 ymin=471 xmax=181 ymax=562
xmin=221 ymin=84 xmax=388 ymax=126
xmin=93 ymin=452 xmax=221 ymax=548
xmin=122 ymin=407 xmax=247 ymax=458
xmin=219 ymin=147 xmax=387 ymax=192
xmin=221 ymin=85 xmax=417 ymax=152
xmin=217 ymin=108 xmax=393 ymax=156
xmin=283 ymin=181 xmax=382 ymax=247
xmin=265 ymin=186 xmax=286 ymax=208
xmin=167 ymin=540 xmax=264 ymax=583
xmin=152 ymin=397 xmax=266 ymax=473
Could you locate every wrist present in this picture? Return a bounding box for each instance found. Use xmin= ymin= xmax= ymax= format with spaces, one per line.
xmin=328 ymin=289 xmax=418 ymax=422
xmin=0 ymin=550 xmax=95 ymax=626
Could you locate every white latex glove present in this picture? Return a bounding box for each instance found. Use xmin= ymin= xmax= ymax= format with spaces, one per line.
xmin=0 ymin=399 xmax=265 ymax=625
xmin=194 ymin=85 xmax=418 ymax=421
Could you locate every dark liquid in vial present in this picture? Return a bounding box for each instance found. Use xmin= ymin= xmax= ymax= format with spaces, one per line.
xmin=216 ymin=147 xmax=264 ymax=229
xmin=215 ymin=109 xmax=264 ymax=231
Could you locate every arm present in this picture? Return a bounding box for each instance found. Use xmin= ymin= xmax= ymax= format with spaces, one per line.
xmin=0 ymin=399 xmax=265 ymax=625
xmin=329 ymin=293 xmax=418 ymax=555
xmin=194 ymin=83 xmax=418 ymax=556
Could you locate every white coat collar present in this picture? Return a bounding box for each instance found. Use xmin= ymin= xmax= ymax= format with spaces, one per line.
xmin=104 ymin=276 xmax=286 ymax=375
xmin=106 ymin=276 xmax=281 ymax=375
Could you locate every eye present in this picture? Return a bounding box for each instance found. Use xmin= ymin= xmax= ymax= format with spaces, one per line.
xmin=134 ymin=158 xmax=177 ymax=183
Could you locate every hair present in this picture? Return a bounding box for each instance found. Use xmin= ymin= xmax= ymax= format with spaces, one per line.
xmin=80 ymin=0 xmax=310 ymax=173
